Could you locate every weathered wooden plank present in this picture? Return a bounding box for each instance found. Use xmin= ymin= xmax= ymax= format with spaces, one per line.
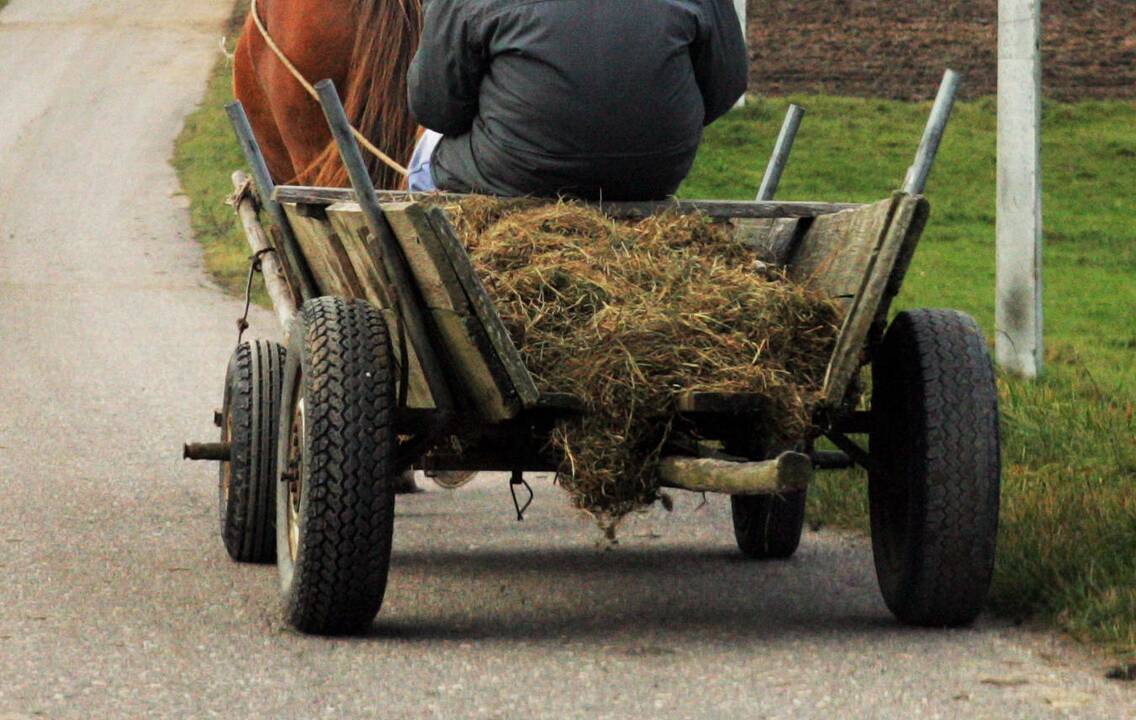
xmin=377 ymin=202 xmax=522 ymax=421
xmin=535 ymin=392 xmax=586 ymax=413
xmin=733 ymin=218 xmax=801 ymax=265
xmin=423 ymin=207 xmax=543 ymax=407
xmin=280 ymin=203 xmax=357 ymax=298
xmin=273 ymin=186 xmax=863 ymax=220
xmin=880 ymin=197 xmax=931 ymax=321
xmin=382 ymin=203 xmax=460 ymax=311
xmin=325 ymin=204 xmax=389 ymax=308
xmin=232 ymin=172 xmax=298 ymax=331
xmin=602 ymin=199 xmax=864 ymax=220
xmin=321 ymin=204 xmax=436 ymax=410
xmin=675 ymin=392 xmax=767 ymax=415
xmin=377 ymin=309 xmax=436 ymax=410
xmin=433 ymin=311 xmax=516 ymax=420
xmin=821 ymin=195 xmax=929 ymax=404
xmin=658 ymin=451 xmax=813 ymax=495
xmin=786 ymin=197 xmax=898 ymax=303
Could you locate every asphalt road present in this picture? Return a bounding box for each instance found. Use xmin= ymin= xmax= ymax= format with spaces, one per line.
xmin=0 ymin=1 xmax=1132 ymax=718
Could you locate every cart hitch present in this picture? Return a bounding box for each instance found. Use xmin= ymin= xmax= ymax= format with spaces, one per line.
xmin=509 ymin=470 xmax=534 ymax=521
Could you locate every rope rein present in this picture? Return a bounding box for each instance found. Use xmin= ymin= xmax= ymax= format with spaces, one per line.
xmin=249 ymin=0 xmax=410 ymax=177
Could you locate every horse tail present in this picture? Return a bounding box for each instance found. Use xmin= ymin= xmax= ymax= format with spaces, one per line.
xmin=301 ymin=0 xmax=423 ymax=189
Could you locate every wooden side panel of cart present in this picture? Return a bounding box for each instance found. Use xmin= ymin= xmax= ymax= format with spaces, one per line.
xmin=680 ymin=193 xmax=929 ymax=413
xmin=282 ymin=199 xmax=543 ymax=422
xmin=785 ymin=192 xmax=930 ymax=405
xmin=281 ymin=191 xmax=929 ymax=421
xmin=280 ymin=202 xmax=437 ymax=410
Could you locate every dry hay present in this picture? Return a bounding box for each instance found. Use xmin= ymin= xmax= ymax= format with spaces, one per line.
xmin=447 ymin=197 xmax=842 ymax=525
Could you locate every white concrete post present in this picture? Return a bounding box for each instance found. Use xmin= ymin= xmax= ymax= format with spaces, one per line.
xmin=734 ymin=0 xmax=746 ymax=108
xmin=996 ymin=0 xmax=1044 ymax=378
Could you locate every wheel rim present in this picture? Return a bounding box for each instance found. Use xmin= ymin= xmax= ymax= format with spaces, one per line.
xmin=221 ymin=410 xmax=233 ymax=505
xmin=284 ymin=394 xmax=306 ymax=563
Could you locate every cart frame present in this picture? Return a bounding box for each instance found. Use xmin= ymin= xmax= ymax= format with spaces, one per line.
xmin=191 ymin=70 xmax=1003 ymax=634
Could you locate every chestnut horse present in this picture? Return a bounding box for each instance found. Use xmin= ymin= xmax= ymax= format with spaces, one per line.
xmin=233 ymin=0 xmax=423 ymax=189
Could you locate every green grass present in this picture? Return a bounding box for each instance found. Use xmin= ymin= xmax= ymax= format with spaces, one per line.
xmin=174 ymin=64 xmax=1136 ymax=656
xmin=171 ymin=0 xmax=254 ymax=298
xmin=684 ymin=96 xmax=1135 ymax=656
xmin=172 ymin=58 xmax=257 ymax=298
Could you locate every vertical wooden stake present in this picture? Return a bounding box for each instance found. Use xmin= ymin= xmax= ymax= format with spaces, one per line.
xmin=225 ymin=102 xmax=318 ymax=302
xmin=997 ymin=0 xmax=1044 ymax=378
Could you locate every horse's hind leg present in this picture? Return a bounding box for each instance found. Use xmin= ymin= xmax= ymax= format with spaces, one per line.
xmin=233 ymin=14 xmax=296 ymax=184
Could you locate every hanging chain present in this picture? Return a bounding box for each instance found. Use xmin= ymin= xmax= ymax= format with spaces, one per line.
xmin=236 ymin=247 xmax=278 ymax=347
xmin=509 ymin=470 xmax=534 ymax=521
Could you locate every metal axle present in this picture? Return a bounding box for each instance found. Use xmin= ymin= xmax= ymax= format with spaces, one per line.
xmin=183 ymin=442 xmax=232 ymax=462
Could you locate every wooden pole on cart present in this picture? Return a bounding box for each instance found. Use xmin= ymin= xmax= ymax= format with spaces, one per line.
xmin=996 ymin=0 xmax=1044 ymax=378
xmin=225 ymin=102 xmax=318 ymax=302
xmin=230 ymin=171 xmax=299 ymax=330
xmin=756 ymin=104 xmax=804 ymax=201
xmin=313 ymin=79 xmax=454 ymax=410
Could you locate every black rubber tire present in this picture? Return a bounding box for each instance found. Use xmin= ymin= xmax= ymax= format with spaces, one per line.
xmin=219 ymin=340 xmax=286 ymax=563
xmin=276 ymin=297 xmax=396 ymax=635
xmin=869 ymin=309 xmax=1001 ymax=627
xmin=731 ymin=490 xmax=808 ymax=560
xmin=724 ymin=431 xmax=807 ymax=561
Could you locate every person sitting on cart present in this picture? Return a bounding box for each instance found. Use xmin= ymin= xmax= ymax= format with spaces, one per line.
xmin=405 ymin=0 xmax=748 ymax=201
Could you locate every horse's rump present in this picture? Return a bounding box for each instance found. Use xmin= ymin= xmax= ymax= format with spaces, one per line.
xmin=236 ymin=0 xmax=423 ymax=189
xmin=305 ymin=0 xmax=423 ymax=188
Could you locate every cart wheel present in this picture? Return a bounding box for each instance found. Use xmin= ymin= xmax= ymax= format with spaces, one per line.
xmin=219 ymin=340 xmax=286 ymax=563
xmin=730 ymin=490 xmax=807 ymax=559
xmin=276 ymin=297 xmax=397 ymax=635
xmin=869 ymin=309 xmax=1000 ymax=627
xmin=724 ymin=432 xmax=807 ymax=560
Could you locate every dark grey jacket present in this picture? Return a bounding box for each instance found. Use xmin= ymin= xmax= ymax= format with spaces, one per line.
xmin=407 ymin=0 xmax=748 ymax=200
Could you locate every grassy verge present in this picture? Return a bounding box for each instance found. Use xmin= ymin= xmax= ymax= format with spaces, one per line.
xmin=173 ymin=61 xmax=1135 ymax=656
xmin=171 ymin=2 xmax=251 ymax=297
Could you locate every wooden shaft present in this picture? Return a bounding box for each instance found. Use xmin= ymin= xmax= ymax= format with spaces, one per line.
xmin=232 ymin=172 xmax=298 ymax=332
xmin=225 ymin=102 xmax=318 ymax=300
xmin=658 ymin=451 xmax=813 ymax=495
xmin=270 ymin=186 xmax=864 ymax=220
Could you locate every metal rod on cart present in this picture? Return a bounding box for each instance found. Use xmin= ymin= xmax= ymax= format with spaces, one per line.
xmin=231 ymin=171 xmax=299 ymax=331
xmin=313 ymin=79 xmax=453 ymax=410
xmin=756 ymin=104 xmax=805 ymax=201
xmin=903 ymin=69 xmax=961 ymax=195
xmin=225 ymin=101 xmax=318 ymax=301
xmin=184 ymin=442 xmax=231 ymax=462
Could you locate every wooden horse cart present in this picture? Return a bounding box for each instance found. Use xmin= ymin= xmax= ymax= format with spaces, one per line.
xmin=186 ymin=72 xmax=1000 ymax=636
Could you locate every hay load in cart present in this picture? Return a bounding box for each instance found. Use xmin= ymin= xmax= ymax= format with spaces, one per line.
xmin=186 ymin=72 xmax=1001 ymax=636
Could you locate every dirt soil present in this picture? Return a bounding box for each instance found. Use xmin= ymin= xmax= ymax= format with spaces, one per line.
xmin=747 ymin=0 xmax=1136 ymax=99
